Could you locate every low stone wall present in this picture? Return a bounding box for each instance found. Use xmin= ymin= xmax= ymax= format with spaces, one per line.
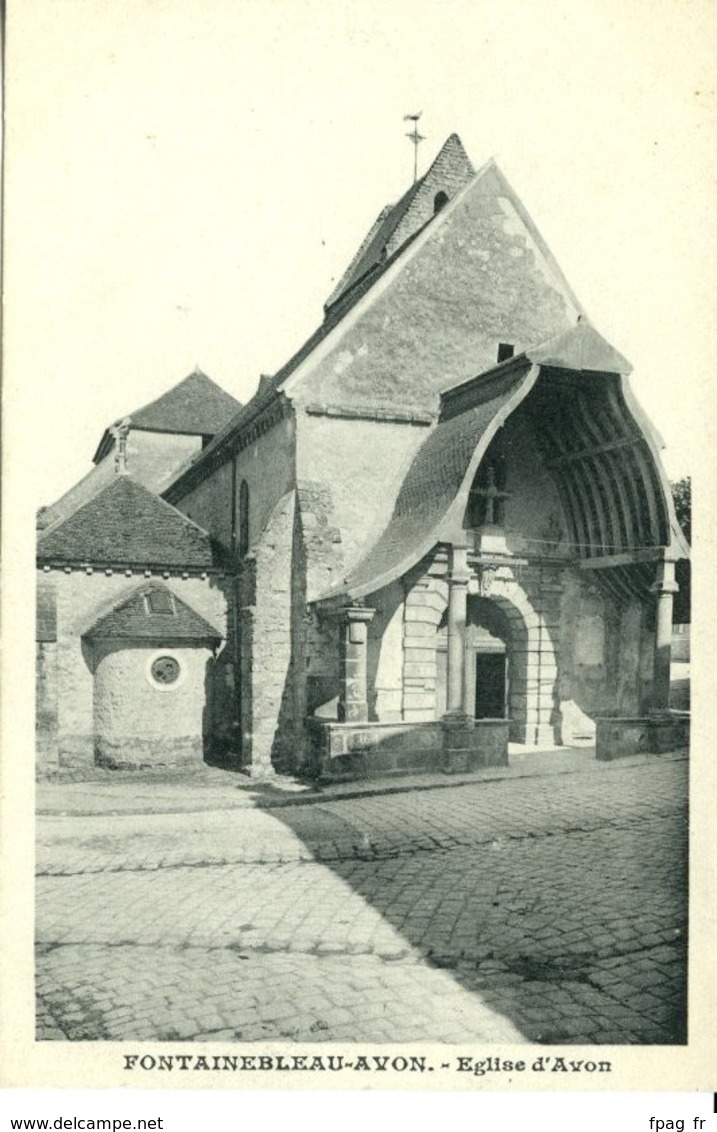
xmin=595 ymin=712 xmax=690 ymax=761
xmin=94 ymin=735 xmax=204 ymax=770
xmin=306 ymin=717 xmax=509 ymax=781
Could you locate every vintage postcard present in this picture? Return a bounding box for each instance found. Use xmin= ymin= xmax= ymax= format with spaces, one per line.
xmin=1 ymin=0 xmax=715 ymax=1094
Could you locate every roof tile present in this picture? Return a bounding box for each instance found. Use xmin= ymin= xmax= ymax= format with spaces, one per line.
xmin=37 ymin=475 xmax=219 ymax=569
xmin=84 ymin=581 xmax=222 ymax=641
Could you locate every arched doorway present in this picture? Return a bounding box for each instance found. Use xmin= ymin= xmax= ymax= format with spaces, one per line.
xmin=436 ymin=596 xmax=511 ymax=721
xmin=431 ymin=571 xmax=555 ymax=744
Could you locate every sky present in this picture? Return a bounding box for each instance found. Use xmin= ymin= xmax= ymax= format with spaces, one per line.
xmin=5 ymin=0 xmax=717 ymax=508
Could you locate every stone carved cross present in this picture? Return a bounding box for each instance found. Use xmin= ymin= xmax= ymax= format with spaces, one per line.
xmin=471 ymin=462 xmax=511 ymax=525
xmin=110 ymin=418 xmax=132 ymax=475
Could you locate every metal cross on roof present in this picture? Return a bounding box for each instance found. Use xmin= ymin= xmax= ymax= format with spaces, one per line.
xmin=403 ymin=112 xmax=425 ymax=185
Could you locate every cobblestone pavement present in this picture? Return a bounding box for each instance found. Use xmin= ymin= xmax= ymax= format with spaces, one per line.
xmin=36 ymin=753 xmax=688 ymax=1045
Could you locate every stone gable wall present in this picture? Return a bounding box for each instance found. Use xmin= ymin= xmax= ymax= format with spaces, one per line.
xmin=387 ymin=135 xmax=475 ymax=256
xmin=176 ymin=414 xmax=295 ymax=555
xmin=296 ymin=411 xmax=431 ymax=591
xmin=36 ymin=568 xmax=230 ymax=773
xmin=291 ymin=164 xmax=577 ymax=416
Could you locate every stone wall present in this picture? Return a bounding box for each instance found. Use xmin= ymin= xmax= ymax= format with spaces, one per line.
xmin=401 ymin=562 xmax=448 ymax=722
xmin=36 ymin=642 xmax=58 ymax=771
xmin=177 ymin=414 xmax=295 ymax=555
xmin=558 ymin=570 xmax=647 ymax=742
xmin=393 ymin=554 xmax=561 ymax=744
xmin=174 ymin=459 xmax=234 ymax=550
xmin=296 ymin=410 xmax=432 ymax=588
xmin=289 ymin=162 xmax=578 ymax=417
xmin=498 ymin=410 xmax=571 ymax=558
xmin=92 ymin=641 xmax=215 ymax=768
xmin=238 ymin=490 xmax=298 ymax=776
xmin=306 ymin=719 xmax=443 ymax=781
xmin=307 ymin=717 xmax=509 ymax=781
xmin=36 ymin=567 xmax=230 ymax=773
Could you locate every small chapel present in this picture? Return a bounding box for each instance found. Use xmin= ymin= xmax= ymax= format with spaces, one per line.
xmin=36 ymin=134 xmax=690 ymax=780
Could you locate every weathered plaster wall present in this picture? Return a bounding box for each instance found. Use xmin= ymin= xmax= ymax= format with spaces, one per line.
xmin=239 ymin=490 xmax=298 ymax=776
xmin=558 ymin=570 xmax=649 ymax=741
xmin=297 ymin=412 xmax=430 ymax=592
xmin=127 ymin=431 xmax=203 ymax=493
xmin=498 ymin=412 xmax=570 ymax=557
xmin=41 ymin=431 xmax=202 ymax=530
xmin=92 ymin=641 xmax=213 ymax=767
xmin=174 ymin=460 xmax=234 ymax=550
xmin=290 ymin=164 xmax=577 ymax=416
xmin=37 ymin=568 xmax=229 ymax=770
xmin=368 ymin=582 xmax=405 ymax=723
xmin=177 ymin=415 xmax=295 ymax=555
xmin=36 ymin=643 xmax=58 ymax=770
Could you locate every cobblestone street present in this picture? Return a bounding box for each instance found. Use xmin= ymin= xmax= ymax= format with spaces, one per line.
xmin=36 ymin=752 xmax=688 ymax=1045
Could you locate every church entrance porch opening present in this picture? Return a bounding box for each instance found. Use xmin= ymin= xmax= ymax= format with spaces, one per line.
xmin=436 ymin=595 xmax=511 ymax=721
xmin=474 ymin=650 xmax=507 ymax=719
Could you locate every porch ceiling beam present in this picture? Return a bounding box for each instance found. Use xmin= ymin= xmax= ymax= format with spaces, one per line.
xmin=546 ymin=435 xmax=639 ymax=468
xmin=580 ymin=547 xmax=665 ymax=569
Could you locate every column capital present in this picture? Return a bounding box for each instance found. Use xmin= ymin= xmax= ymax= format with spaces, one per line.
xmin=339 ymin=605 xmax=376 ymax=625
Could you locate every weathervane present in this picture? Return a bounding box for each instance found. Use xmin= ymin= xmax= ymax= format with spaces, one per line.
xmin=403 ymin=112 xmax=425 ymax=184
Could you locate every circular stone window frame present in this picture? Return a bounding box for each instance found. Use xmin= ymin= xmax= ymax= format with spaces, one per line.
xmin=145 ymin=649 xmax=187 ymax=693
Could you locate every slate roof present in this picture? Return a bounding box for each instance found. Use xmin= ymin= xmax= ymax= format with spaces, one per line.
xmin=321 ymin=323 xmax=638 ymax=602
xmin=84 ymin=581 xmax=222 ymax=642
xmin=330 ymin=360 xmax=536 ymax=601
xmin=165 ymin=141 xmax=584 ymax=504
xmin=324 ymin=134 xmax=475 ymax=311
xmin=37 ymin=475 xmax=219 ymax=569
xmin=166 ymin=148 xmax=479 ymax=501
xmin=93 ymin=369 xmax=242 ymax=463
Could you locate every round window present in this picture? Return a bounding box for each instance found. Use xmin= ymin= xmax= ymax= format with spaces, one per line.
xmin=150 ymin=655 xmax=181 ymax=686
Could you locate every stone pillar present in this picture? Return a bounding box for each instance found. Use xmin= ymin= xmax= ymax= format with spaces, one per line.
xmin=446 ymin=545 xmax=470 ymax=716
xmin=650 ymin=559 xmax=678 ymax=711
xmin=338 ymin=606 xmax=375 ymax=723
xmin=443 ymin=546 xmax=474 ymax=773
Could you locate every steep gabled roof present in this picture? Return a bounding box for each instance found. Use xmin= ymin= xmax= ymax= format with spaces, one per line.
xmin=324 ymin=134 xmax=475 ymax=311
xmin=526 ymin=320 xmax=631 ymax=374
xmin=37 ymin=475 xmax=219 ymax=569
xmin=166 ymin=142 xmax=586 ymax=503
xmin=93 ymin=369 xmax=242 ymax=463
xmin=83 ymin=581 xmax=222 ymax=642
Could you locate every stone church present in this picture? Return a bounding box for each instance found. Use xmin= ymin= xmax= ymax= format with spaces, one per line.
xmin=36 ymin=134 xmax=689 ymax=780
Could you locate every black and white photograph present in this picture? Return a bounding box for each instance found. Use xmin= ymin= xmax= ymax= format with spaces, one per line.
xmin=2 ymin=0 xmax=715 ymax=1099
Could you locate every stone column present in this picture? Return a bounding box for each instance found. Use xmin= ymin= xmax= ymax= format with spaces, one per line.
xmin=446 ymin=545 xmax=470 ymax=715
xmin=338 ymin=606 xmax=375 ymax=723
xmin=650 ymin=559 xmax=678 ymax=711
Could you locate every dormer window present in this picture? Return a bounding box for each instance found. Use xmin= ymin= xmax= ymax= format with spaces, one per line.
xmin=434 ymin=191 xmax=449 ymax=214
xmin=144 ymin=589 xmax=176 ymax=616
